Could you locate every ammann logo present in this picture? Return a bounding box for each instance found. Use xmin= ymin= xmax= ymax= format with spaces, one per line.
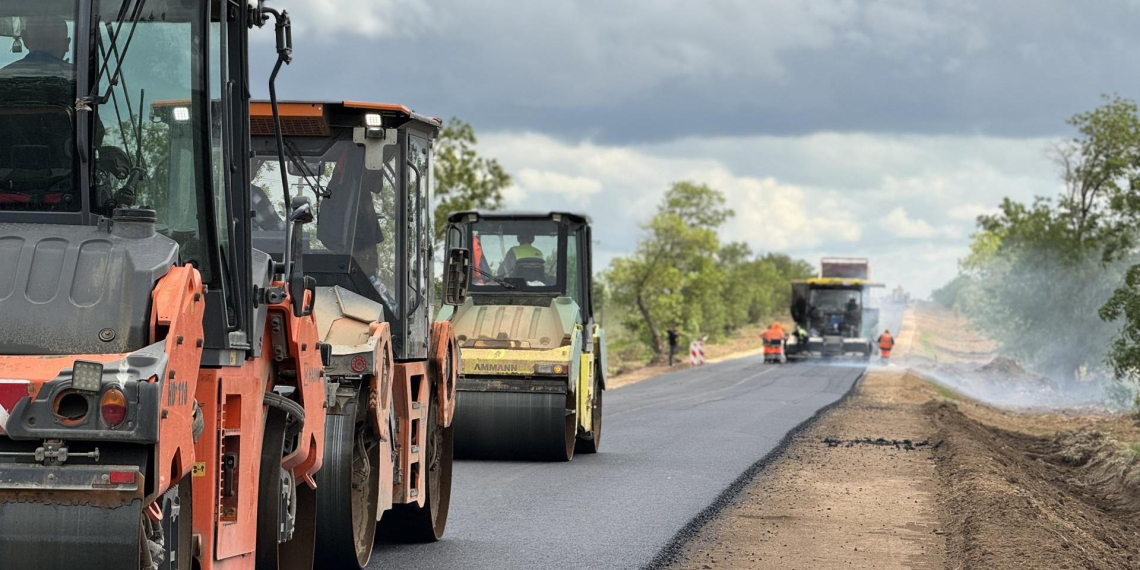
xmin=472 ymin=362 xmax=522 ymax=373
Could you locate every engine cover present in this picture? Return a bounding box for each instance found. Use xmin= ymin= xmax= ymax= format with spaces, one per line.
xmin=0 ymin=223 xmax=177 ymax=355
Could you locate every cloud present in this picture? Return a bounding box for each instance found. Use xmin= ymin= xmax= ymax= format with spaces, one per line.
xmin=473 ymin=131 xmax=1057 ymax=297
xmin=947 ymin=203 xmax=999 ymax=222
xmin=727 ymin=177 xmax=863 ymax=250
xmin=880 ymin=207 xmax=960 ymax=239
xmin=283 ymin=0 xmax=438 ymax=38
xmin=255 ymin=0 xmax=1140 ymax=143
xmin=512 ymin=170 xmax=604 ymax=206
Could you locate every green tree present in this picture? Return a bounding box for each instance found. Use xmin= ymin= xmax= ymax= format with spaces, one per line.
xmin=945 ymin=97 xmax=1140 ymax=385
xmin=607 ymin=182 xmax=732 ymax=362
xmin=432 ymin=118 xmax=511 ymax=242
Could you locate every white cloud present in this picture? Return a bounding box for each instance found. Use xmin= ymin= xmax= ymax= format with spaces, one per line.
xmin=880 ymin=207 xmax=959 ymax=239
xmin=727 ymin=177 xmax=863 ymax=250
xmin=476 ymin=131 xmax=1058 ymax=298
xmin=512 ymin=170 xmax=604 ymax=206
xmin=947 ymin=203 xmax=999 ymax=222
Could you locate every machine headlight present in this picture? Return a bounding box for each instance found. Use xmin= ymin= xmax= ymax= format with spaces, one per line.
xmin=72 ymin=360 xmax=104 ymax=393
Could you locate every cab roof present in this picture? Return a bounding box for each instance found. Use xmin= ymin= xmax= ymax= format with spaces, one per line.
xmin=247 ymin=100 xmax=442 ymax=137
xmin=793 ymin=277 xmax=885 ymax=288
xmin=447 ymin=210 xmax=593 ymax=225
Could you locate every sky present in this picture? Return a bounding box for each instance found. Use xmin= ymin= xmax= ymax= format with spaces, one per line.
xmin=251 ymin=0 xmax=1140 ymax=297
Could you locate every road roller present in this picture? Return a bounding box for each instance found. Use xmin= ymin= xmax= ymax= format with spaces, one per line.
xmin=438 ymin=212 xmax=607 ymax=461
xmin=0 ymin=3 xmax=334 ymax=569
xmin=249 ymin=100 xmax=469 ymax=568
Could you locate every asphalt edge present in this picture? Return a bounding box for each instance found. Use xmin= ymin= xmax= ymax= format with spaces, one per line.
xmin=641 ymin=367 xmax=867 ymax=569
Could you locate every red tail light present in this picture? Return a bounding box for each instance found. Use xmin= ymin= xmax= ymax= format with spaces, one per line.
xmin=100 ymin=388 xmax=128 ymax=428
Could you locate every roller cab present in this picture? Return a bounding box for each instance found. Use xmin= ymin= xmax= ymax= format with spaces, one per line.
xmin=439 ymin=212 xmax=607 ymax=461
xmin=0 ymin=3 xmax=331 ymax=569
xmin=249 ymin=101 xmax=466 ymax=568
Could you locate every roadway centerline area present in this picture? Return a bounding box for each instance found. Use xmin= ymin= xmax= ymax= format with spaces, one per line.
xmin=369 ymin=358 xmax=863 ymax=570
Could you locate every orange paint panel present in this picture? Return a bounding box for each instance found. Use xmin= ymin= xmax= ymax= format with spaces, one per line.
xmin=342 ymin=100 xmax=413 ymax=116
xmin=367 ymin=323 xmax=395 ymax=515
xmin=392 ymin=361 xmax=428 ymax=507
xmin=430 ymin=321 xmax=459 ymax=428
xmin=248 ymin=101 xmax=324 ymax=118
xmin=271 ymin=282 xmax=326 ymax=477
xmin=152 ymin=266 xmax=206 ymax=497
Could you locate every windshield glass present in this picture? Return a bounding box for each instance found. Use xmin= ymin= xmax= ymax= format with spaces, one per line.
xmin=95 ymin=1 xmax=210 ymax=252
xmin=251 ymin=137 xmax=400 ymax=307
xmin=809 ymin=288 xmax=862 ymax=313
xmin=0 ymin=2 xmax=79 ymax=212
xmin=471 ymin=219 xmax=563 ymax=292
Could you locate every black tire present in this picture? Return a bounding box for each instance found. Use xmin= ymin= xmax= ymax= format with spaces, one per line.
xmin=561 ymin=391 xmax=577 ymax=462
xmin=575 ymin=378 xmax=603 ymax=454
xmin=314 ymin=400 xmax=380 ymax=569
xmin=379 ymin=391 xmax=454 ymax=542
xmin=255 ymin=406 xmax=289 ymax=570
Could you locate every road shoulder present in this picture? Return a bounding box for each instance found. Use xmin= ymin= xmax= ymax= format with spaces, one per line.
xmin=665 ymin=369 xmax=945 ymax=570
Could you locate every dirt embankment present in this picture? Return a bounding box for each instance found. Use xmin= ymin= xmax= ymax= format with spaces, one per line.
xmin=929 ymin=400 xmax=1140 ymax=570
xmin=665 ymin=303 xmax=1140 ymax=570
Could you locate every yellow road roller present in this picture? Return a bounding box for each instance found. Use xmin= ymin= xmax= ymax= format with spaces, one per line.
xmin=437 ymin=212 xmax=606 ymax=460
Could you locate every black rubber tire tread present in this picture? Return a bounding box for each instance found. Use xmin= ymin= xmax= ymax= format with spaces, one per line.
xmin=453 ymin=391 xmax=576 ymax=461
xmin=255 ymin=406 xmax=289 ymax=570
xmin=575 ymin=379 xmax=603 ymax=454
xmin=314 ymin=401 xmax=379 ymax=569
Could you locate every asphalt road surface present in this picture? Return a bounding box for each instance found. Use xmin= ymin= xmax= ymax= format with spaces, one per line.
xmin=369 ymin=358 xmax=864 ymax=569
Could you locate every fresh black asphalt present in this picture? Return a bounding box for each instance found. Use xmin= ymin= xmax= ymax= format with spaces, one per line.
xmin=368 ymin=357 xmax=864 ymax=569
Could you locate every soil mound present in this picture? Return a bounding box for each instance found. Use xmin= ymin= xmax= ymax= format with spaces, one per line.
xmin=927 ymin=401 xmax=1140 ymax=569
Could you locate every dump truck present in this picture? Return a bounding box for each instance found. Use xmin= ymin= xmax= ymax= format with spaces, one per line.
xmin=438 ymin=212 xmax=606 ymax=461
xmin=786 ymin=258 xmax=884 ymax=360
xmin=248 ymin=100 xmax=466 ymax=568
xmin=0 ymin=3 xmax=340 ymax=568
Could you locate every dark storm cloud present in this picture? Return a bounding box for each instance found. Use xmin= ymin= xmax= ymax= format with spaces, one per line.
xmin=252 ymin=0 xmax=1140 ymax=143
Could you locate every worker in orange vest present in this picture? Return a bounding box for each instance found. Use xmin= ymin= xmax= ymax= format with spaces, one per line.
xmin=761 ymin=322 xmax=786 ymax=364
xmin=878 ymin=329 xmax=895 ymax=365
xmin=471 ymin=235 xmax=491 ymax=284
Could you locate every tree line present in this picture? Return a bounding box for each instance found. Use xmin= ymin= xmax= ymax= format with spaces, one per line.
xmin=933 ymin=96 xmax=1140 ymax=401
xmin=600 ymin=182 xmax=813 ymax=366
xmin=430 ymin=120 xmax=813 ymax=368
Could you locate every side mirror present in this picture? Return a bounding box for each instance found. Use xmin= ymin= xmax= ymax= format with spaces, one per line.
xmin=443 ymin=248 xmax=471 ymax=306
xmin=287 ymin=195 xmax=314 ymax=317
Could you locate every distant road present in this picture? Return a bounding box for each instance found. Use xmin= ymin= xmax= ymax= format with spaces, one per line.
xmin=368 ymin=357 xmax=863 ymax=569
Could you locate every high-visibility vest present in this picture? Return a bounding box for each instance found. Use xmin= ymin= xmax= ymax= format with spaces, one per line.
xmin=510 ymin=244 xmax=543 ymax=260
xmin=879 ymin=334 xmax=894 ymax=350
xmin=473 ymin=237 xmax=484 ymax=271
